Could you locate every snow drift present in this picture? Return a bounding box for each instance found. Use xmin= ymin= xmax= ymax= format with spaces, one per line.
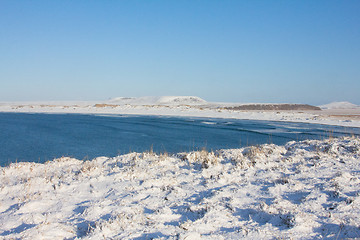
xmin=1 ymin=137 xmax=360 ymax=239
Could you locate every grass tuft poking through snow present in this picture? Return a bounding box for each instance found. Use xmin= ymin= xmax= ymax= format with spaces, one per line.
xmin=1 ymin=137 xmax=360 ymax=239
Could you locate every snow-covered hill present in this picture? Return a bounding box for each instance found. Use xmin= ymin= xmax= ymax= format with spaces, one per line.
xmin=108 ymin=96 xmax=207 ymax=106
xmin=319 ymin=101 xmax=359 ymax=110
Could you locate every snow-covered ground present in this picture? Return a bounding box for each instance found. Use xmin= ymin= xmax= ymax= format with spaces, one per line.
xmin=108 ymin=96 xmax=207 ymax=105
xmin=1 ymin=96 xmax=360 ymax=128
xmin=1 ymin=137 xmax=360 ymax=239
xmin=1 ymin=97 xmax=360 ymax=239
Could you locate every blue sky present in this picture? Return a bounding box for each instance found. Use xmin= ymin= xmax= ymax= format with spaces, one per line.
xmin=1 ymin=1 xmax=359 ymax=105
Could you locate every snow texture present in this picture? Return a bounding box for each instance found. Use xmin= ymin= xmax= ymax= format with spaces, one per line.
xmin=1 ymin=137 xmax=360 ymax=239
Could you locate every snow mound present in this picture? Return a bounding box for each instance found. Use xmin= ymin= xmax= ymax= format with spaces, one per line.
xmin=1 ymin=137 xmax=360 ymax=239
xmin=108 ymin=96 xmax=207 ymax=106
xmin=156 ymin=96 xmax=207 ymax=105
xmin=319 ymin=101 xmax=359 ymax=110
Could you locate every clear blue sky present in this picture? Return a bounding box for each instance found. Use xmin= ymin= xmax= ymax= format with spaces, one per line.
xmin=1 ymin=0 xmax=359 ymax=105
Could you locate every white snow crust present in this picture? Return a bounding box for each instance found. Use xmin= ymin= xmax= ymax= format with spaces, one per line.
xmin=1 ymin=137 xmax=360 ymax=239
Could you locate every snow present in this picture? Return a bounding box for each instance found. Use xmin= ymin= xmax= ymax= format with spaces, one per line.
xmin=319 ymin=101 xmax=359 ymax=110
xmin=1 ymin=97 xmax=360 ymax=238
xmin=1 ymin=97 xmax=360 ymax=128
xmin=1 ymin=137 xmax=360 ymax=239
xmin=108 ymin=96 xmax=207 ymax=106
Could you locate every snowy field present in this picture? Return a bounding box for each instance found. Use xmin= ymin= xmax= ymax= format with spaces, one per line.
xmin=1 ymin=97 xmax=360 ymax=239
xmin=1 ymin=137 xmax=360 ymax=239
xmin=1 ymin=96 xmax=360 ymax=128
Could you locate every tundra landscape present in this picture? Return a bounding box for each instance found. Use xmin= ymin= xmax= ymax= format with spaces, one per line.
xmin=1 ymin=97 xmax=360 ymax=239
xmin=1 ymin=1 xmax=359 ymax=239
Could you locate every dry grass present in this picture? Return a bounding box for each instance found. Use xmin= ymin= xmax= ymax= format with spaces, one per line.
xmin=94 ymin=104 xmax=119 ymax=108
xmin=180 ymin=149 xmax=219 ymax=168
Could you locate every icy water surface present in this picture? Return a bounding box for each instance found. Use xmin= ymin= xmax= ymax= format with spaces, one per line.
xmin=0 ymin=112 xmax=359 ymax=165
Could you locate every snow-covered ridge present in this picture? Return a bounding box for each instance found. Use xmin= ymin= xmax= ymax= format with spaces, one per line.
xmin=319 ymin=101 xmax=359 ymax=110
xmin=1 ymin=137 xmax=360 ymax=239
xmin=108 ymin=96 xmax=207 ymax=105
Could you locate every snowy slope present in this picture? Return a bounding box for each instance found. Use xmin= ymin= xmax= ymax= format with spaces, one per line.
xmin=319 ymin=101 xmax=359 ymax=110
xmin=156 ymin=96 xmax=207 ymax=105
xmin=1 ymin=137 xmax=360 ymax=239
xmin=108 ymin=96 xmax=207 ymax=105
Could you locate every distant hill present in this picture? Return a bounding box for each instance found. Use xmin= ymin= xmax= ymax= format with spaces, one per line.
xmin=107 ymin=97 xmax=323 ymax=111
xmin=108 ymin=96 xmax=207 ymax=105
xmin=319 ymin=101 xmax=359 ymax=110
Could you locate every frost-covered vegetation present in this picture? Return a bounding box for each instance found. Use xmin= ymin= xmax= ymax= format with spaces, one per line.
xmin=1 ymin=137 xmax=360 ymax=239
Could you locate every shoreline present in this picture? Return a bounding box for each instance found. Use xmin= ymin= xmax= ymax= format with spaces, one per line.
xmin=1 ymin=102 xmax=360 ymax=128
xmin=1 ymin=99 xmax=360 ymax=239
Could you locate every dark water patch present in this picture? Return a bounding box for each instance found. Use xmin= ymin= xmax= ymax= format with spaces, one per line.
xmin=0 ymin=113 xmax=359 ymax=166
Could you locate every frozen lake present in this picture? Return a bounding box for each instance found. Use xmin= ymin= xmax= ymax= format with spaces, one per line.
xmin=1 ymin=112 xmax=359 ymax=166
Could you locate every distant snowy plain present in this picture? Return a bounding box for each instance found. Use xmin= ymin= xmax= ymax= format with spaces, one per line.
xmin=1 ymin=96 xmax=359 ymax=127
xmin=1 ymin=97 xmax=360 ymax=239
